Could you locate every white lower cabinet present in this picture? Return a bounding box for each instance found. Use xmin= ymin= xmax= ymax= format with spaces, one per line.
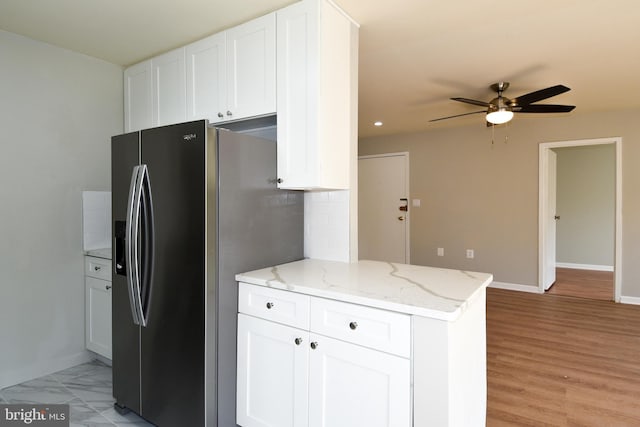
xmin=308 ymin=333 xmax=411 ymax=427
xmin=85 ymin=256 xmax=112 ymax=359
xmin=237 ymin=314 xmax=309 ymax=427
xmin=236 ymin=283 xmax=411 ymax=427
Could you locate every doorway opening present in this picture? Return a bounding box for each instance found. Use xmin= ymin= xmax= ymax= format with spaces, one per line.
xmin=538 ymin=137 xmax=622 ymax=301
xmin=358 ymin=152 xmax=410 ymax=264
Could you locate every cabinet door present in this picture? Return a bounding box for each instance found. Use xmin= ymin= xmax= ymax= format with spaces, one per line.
xmin=185 ymin=33 xmax=227 ymax=123
xmin=308 ymin=334 xmax=411 ymax=427
xmin=124 ymin=60 xmax=152 ymax=132
xmin=226 ymin=13 xmax=276 ymax=121
xmin=85 ymin=276 xmax=112 ymax=359
xmin=151 ymin=48 xmax=186 ymax=127
xmin=237 ymin=314 xmax=309 ymax=427
xmin=276 ymin=0 xmax=318 ymax=189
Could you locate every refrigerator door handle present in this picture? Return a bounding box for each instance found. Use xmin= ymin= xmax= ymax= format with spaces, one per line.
xmin=138 ymin=165 xmax=154 ymax=327
xmin=125 ymin=165 xmax=144 ymax=325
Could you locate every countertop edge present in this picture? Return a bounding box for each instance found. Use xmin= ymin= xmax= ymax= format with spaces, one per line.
xmin=236 ymin=272 xmax=493 ymax=321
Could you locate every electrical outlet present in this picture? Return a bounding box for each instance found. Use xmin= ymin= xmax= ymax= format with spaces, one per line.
xmin=466 ymin=249 xmax=474 ymax=259
xmin=437 ymin=247 xmax=444 ymax=256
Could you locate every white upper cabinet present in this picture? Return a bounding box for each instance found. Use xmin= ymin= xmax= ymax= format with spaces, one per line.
xmin=276 ymin=0 xmax=358 ymax=190
xmin=188 ymin=12 xmax=276 ymax=124
xmin=151 ymin=48 xmax=186 ymax=127
xmin=186 ymin=32 xmax=227 ymax=123
xmin=126 ymin=13 xmax=275 ymax=131
xmin=226 ymin=13 xmax=276 ymax=122
xmin=124 ymin=60 xmax=152 ymax=133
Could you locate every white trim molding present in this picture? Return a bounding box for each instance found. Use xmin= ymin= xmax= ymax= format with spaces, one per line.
xmin=490 ymin=281 xmax=543 ymax=294
xmin=620 ymin=296 xmax=640 ymax=306
xmin=556 ymin=262 xmax=614 ymax=272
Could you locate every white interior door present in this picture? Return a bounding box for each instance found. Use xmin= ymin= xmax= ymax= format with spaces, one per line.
xmin=543 ymin=149 xmax=557 ymax=290
xmin=358 ymin=153 xmax=409 ymax=263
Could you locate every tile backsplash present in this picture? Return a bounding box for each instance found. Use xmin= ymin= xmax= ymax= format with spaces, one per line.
xmin=82 ymin=191 xmax=111 ymax=250
xmin=304 ymin=190 xmax=350 ymax=262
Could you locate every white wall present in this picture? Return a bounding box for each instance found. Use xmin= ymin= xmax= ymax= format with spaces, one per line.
xmin=0 ymin=30 xmax=123 ymax=388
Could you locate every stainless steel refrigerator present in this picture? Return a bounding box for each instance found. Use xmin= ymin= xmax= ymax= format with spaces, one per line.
xmin=111 ymin=120 xmax=303 ymax=426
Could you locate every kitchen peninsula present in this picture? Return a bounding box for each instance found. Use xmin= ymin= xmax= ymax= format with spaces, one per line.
xmin=235 ymin=259 xmax=493 ymax=427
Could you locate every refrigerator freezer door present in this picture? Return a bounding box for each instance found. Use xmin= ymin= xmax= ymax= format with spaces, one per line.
xmin=112 ymin=132 xmax=142 ymax=414
xmin=139 ymin=121 xmax=206 ymax=426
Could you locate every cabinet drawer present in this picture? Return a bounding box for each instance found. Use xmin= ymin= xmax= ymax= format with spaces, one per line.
xmin=310 ymin=297 xmax=411 ymax=358
xmin=238 ymin=282 xmax=310 ymax=329
xmin=85 ymin=257 xmax=112 ymax=281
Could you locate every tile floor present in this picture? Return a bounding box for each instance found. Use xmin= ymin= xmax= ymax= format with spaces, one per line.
xmin=0 ymin=360 xmax=153 ymax=426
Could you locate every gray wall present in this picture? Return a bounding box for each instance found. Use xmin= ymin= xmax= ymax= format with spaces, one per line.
xmin=359 ymin=108 xmax=640 ymax=298
xmin=0 ymin=30 xmax=123 ymax=387
xmin=554 ymin=145 xmax=615 ymax=267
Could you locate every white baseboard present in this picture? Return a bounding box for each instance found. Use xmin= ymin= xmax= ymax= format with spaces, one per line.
xmin=620 ymin=296 xmax=640 ymax=305
xmin=489 ymin=281 xmax=543 ymax=294
xmin=88 ymin=351 xmax=112 ymax=367
xmin=556 ymin=262 xmax=614 ymax=272
xmin=0 ymin=351 xmax=93 ymax=390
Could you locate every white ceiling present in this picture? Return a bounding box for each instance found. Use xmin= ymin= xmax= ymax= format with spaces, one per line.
xmin=1 ymin=0 xmax=639 ymax=138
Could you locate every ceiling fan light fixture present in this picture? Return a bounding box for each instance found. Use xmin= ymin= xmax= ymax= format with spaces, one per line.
xmin=486 ymin=108 xmax=514 ymax=125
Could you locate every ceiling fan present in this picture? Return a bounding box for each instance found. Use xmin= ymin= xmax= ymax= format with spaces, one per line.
xmin=430 ymin=82 xmax=575 ymax=125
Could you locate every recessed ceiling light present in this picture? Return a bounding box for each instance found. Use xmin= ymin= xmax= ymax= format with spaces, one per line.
xmin=374 ymin=121 xmax=383 ymax=126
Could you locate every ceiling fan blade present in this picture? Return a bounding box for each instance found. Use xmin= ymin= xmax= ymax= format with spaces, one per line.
xmin=451 ymin=97 xmax=492 ymax=108
xmin=510 ymin=85 xmax=570 ymax=106
xmin=429 ymin=110 xmax=486 ymax=122
xmin=514 ymin=104 xmax=576 ymax=113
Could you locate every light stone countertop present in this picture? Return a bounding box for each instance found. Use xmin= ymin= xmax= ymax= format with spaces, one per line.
xmin=85 ymin=248 xmax=112 ymax=260
xmin=236 ymin=259 xmax=493 ymax=321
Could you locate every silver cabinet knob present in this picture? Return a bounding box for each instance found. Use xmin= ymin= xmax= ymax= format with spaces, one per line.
xmin=310 ymin=342 xmax=319 ymax=350
xmin=106 ymin=285 xmax=112 ymax=290
xmin=226 ymin=110 xmax=233 ymax=116
xmin=295 ymin=338 xmax=303 ymax=345
xmin=266 ymin=302 xmax=274 ymax=309
xmin=217 ymin=112 xmax=224 ymax=118
xmin=94 ymin=266 xmax=101 ymax=271
xmin=277 ymin=178 xmax=283 ymax=184
xmin=349 ymin=321 xmax=358 ymax=330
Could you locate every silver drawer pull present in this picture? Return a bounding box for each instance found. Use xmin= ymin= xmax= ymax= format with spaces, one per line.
xmin=349 ymin=321 xmax=358 ymax=330
xmin=295 ymin=338 xmax=303 ymax=345
xmin=310 ymin=341 xmax=319 ymax=350
xmin=266 ymin=302 xmax=274 ymax=309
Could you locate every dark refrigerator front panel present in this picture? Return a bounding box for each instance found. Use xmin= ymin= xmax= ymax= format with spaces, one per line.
xmin=139 ymin=121 xmax=206 ymax=426
xmin=111 ymin=132 xmax=142 ymax=414
xmin=216 ymin=130 xmax=304 ymax=427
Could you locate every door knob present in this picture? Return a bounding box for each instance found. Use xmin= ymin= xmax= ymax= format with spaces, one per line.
xmin=554 ymin=215 xmax=560 ymax=220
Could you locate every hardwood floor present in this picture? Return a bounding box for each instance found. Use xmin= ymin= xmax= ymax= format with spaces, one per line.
xmin=547 ymin=268 xmax=614 ymax=301
xmin=486 ymin=288 xmax=640 ymax=426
